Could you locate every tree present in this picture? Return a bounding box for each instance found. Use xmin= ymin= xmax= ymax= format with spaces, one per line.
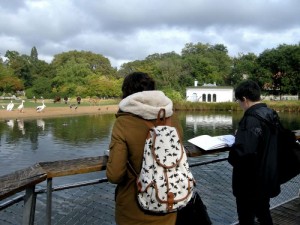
xmin=257 ymin=44 xmax=300 ymax=98
xmin=85 ymin=75 xmax=122 ymax=98
xmin=148 ymin=52 xmax=183 ymax=90
xmin=30 ymin=46 xmax=38 ymax=61
xmin=51 ymin=50 xmax=117 ymax=77
xmin=31 ymin=77 xmax=53 ymax=98
xmin=5 ymin=50 xmax=32 ymax=88
xmin=0 ymin=76 xmax=24 ymax=92
xmin=51 ymin=51 xmax=117 ymax=96
xmin=229 ymin=53 xmax=259 ymax=86
xmin=181 ymin=43 xmax=232 ymax=85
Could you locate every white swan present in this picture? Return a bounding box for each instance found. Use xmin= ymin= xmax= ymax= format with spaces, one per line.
xmin=17 ymin=100 xmax=25 ymax=112
xmin=6 ymin=101 xmax=14 ymax=111
xmin=36 ymin=100 xmax=46 ymax=113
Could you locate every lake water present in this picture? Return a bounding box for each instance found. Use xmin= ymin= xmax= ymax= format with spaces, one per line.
xmin=1 ymin=110 xmax=299 ymax=177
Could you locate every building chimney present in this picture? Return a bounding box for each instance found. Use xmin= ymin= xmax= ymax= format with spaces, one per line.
xmin=194 ymin=80 xmax=198 ymax=87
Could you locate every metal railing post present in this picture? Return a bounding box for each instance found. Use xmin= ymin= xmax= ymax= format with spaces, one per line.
xmin=46 ymin=178 xmax=53 ymax=225
xmin=22 ymin=186 xmax=36 ymax=225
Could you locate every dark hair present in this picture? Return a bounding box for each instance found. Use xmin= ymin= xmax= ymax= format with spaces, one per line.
xmin=121 ymin=72 xmax=155 ymax=99
xmin=234 ymin=80 xmax=261 ymax=102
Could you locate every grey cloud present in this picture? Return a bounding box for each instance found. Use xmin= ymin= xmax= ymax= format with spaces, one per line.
xmin=0 ymin=0 xmax=299 ymax=68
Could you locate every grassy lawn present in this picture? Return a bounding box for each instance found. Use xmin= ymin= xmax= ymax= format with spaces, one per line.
xmin=1 ymin=98 xmax=299 ymax=112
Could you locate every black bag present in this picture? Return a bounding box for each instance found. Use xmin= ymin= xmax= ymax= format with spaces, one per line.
xmin=250 ymin=112 xmax=300 ymax=184
xmin=176 ymin=191 xmax=212 ymax=225
xmin=277 ymin=126 xmax=300 ymax=184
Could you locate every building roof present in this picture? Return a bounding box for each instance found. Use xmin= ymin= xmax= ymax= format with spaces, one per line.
xmin=187 ymin=86 xmax=233 ymax=89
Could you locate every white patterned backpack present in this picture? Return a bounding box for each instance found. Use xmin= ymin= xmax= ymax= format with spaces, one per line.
xmin=129 ymin=108 xmax=195 ymax=213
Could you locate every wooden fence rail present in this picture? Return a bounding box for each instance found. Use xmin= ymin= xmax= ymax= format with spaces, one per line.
xmin=0 ymin=156 xmax=108 ymax=225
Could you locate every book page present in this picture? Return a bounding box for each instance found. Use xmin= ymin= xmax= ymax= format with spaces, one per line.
xmin=214 ymin=135 xmax=235 ymax=147
xmin=188 ymin=134 xmax=235 ymax=151
xmin=188 ymin=135 xmax=225 ymax=151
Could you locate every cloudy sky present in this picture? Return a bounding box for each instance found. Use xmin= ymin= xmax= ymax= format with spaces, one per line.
xmin=1 ymin=0 xmax=299 ymax=68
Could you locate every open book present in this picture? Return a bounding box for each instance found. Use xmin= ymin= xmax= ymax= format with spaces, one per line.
xmin=188 ymin=134 xmax=235 ymax=151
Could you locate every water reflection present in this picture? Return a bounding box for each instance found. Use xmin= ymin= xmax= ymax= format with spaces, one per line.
xmin=17 ymin=119 xmax=25 ymax=135
xmin=37 ymin=119 xmax=45 ymax=130
xmin=186 ymin=114 xmax=232 ymax=133
xmin=0 ymin=111 xmax=299 ymax=177
xmin=0 ymin=114 xmax=116 ymax=176
xmin=5 ymin=119 xmax=14 ymax=129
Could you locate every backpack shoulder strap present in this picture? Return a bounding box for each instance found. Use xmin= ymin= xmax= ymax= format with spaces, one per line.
xmin=144 ymin=108 xmax=172 ymax=128
xmin=128 ymin=108 xmax=173 ymax=176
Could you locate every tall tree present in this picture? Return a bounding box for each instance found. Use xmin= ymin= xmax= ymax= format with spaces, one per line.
xmin=5 ymin=50 xmax=32 ymax=88
xmin=229 ymin=53 xmax=259 ymax=86
xmin=181 ymin=43 xmax=232 ymax=85
xmin=30 ymin=46 xmax=38 ymax=61
xmin=51 ymin=51 xmax=117 ymax=96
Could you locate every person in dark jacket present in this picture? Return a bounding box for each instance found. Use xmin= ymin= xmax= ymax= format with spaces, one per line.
xmin=228 ymin=80 xmax=280 ymax=225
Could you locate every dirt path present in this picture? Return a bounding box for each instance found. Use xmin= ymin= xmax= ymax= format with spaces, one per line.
xmin=0 ymin=105 xmax=119 ymax=120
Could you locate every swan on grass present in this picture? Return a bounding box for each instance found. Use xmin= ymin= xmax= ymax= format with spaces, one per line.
xmin=17 ymin=100 xmax=25 ymax=113
xmin=36 ymin=100 xmax=46 ymax=113
xmin=6 ymin=101 xmax=14 ymax=111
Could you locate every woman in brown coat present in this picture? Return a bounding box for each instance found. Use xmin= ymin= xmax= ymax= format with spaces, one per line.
xmin=106 ymin=72 xmax=181 ymax=225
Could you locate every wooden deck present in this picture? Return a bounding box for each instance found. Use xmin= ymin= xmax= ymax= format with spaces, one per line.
xmin=271 ymin=197 xmax=300 ymax=225
xmin=232 ymin=197 xmax=300 ymax=225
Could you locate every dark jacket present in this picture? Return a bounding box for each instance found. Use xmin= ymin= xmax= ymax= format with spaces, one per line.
xmin=228 ymin=103 xmax=281 ymax=198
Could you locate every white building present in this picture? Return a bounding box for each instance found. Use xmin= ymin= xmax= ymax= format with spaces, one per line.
xmin=186 ymin=81 xmax=234 ymax=103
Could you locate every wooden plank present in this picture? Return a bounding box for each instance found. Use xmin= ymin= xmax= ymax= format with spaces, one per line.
xmin=39 ymin=156 xmax=108 ymax=178
xmin=184 ymin=144 xmax=202 ymax=157
xmin=0 ymin=164 xmax=47 ymax=201
xmin=185 ymin=143 xmax=230 ymax=157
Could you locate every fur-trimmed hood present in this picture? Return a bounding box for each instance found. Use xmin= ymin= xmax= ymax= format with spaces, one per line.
xmin=118 ymin=90 xmax=173 ymax=120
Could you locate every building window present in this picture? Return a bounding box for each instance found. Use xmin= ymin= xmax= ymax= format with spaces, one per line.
xmin=213 ymin=94 xmax=217 ymax=102
xmin=202 ymin=94 xmax=206 ymax=102
xmin=208 ymin=94 xmax=211 ymax=102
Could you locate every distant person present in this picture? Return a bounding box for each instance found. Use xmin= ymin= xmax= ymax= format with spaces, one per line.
xmin=106 ymin=72 xmax=182 ymax=225
xmin=64 ymin=96 xmax=68 ymax=104
xmin=228 ymin=80 xmax=280 ymax=225
xmin=77 ymin=96 xmax=81 ymax=104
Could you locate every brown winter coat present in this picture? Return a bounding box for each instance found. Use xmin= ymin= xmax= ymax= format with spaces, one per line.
xmin=106 ymin=112 xmax=182 ymax=225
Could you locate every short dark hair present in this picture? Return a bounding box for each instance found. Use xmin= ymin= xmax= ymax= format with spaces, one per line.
xmin=121 ymin=72 xmax=155 ymax=99
xmin=234 ymin=80 xmax=261 ymax=102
